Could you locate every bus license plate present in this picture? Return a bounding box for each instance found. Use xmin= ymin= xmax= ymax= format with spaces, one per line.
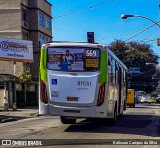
xmin=67 ymin=97 xmax=78 ymax=101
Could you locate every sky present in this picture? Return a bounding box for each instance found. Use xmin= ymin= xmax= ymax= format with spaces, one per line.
xmin=48 ymin=0 xmax=160 ymax=62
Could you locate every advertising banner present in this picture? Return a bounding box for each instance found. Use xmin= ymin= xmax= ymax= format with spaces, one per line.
xmin=47 ymin=47 xmax=100 ymax=71
xmin=47 ymin=48 xmax=84 ymax=71
xmin=0 ymin=38 xmax=33 ymax=63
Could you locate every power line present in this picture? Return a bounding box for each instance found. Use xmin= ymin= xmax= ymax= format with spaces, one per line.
xmin=125 ymin=21 xmax=160 ymax=42
xmin=140 ymin=38 xmax=157 ymax=42
xmin=96 ymin=27 xmax=155 ymax=42
xmin=96 ymin=23 xmax=160 ymax=43
xmin=140 ymin=28 xmax=159 ymax=42
xmin=53 ymin=0 xmax=115 ymax=19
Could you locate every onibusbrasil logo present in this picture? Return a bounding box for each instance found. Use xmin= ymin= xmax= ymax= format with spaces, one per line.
xmin=0 ymin=41 xmax=9 ymax=51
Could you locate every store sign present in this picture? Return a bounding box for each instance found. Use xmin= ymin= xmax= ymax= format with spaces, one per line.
xmin=0 ymin=38 xmax=33 ymax=62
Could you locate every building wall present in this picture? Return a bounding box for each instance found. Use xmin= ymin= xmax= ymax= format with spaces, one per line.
xmin=0 ymin=0 xmax=21 ymax=8
xmin=0 ymin=61 xmax=22 ymax=76
xmin=0 ymin=0 xmax=52 ymax=80
xmin=0 ymin=0 xmax=23 ymax=76
xmin=21 ymin=0 xmax=29 ymax=6
xmin=28 ymin=0 xmax=52 ymax=15
xmin=0 ymin=89 xmax=4 ymax=107
xmin=29 ymin=0 xmax=52 ymax=79
xmin=0 ymin=0 xmax=21 ymax=33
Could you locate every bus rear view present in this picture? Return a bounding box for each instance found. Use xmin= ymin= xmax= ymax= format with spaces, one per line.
xmin=39 ymin=42 xmax=127 ymax=124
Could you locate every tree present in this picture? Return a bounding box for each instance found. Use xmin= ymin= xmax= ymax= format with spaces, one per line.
xmin=154 ymin=66 xmax=160 ymax=78
xmin=108 ymin=39 xmax=159 ymax=93
xmin=18 ymin=70 xmax=32 ymax=83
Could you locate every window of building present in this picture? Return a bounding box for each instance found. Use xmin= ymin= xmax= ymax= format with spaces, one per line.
xmin=22 ymin=8 xmax=28 ymax=21
xmin=46 ymin=18 xmax=51 ymax=29
xmin=47 ymin=38 xmax=51 ymax=42
xmin=39 ymin=13 xmax=44 ymax=26
xmin=22 ymin=8 xmax=28 ymax=27
xmin=39 ymin=35 xmax=45 ymax=45
xmin=22 ymin=32 xmax=29 ymax=40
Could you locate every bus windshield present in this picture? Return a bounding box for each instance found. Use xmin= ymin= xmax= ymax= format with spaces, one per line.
xmin=47 ymin=47 xmax=100 ymax=71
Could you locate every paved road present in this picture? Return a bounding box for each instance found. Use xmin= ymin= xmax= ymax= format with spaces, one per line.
xmin=0 ymin=103 xmax=160 ymax=148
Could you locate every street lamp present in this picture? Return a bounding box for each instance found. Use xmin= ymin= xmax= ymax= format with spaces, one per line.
xmin=146 ymin=63 xmax=157 ymax=66
xmin=121 ymin=14 xmax=160 ymax=28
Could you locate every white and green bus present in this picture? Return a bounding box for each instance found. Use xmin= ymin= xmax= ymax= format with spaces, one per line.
xmin=39 ymin=42 xmax=128 ymax=124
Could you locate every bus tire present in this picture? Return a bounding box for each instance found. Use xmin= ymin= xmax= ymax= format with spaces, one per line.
xmin=60 ymin=116 xmax=76 ymax=124
xmin=119 ymin=109 xmax=123 ymax=117
xmin=124 ymin=100 xmax=127 ymax=111
xmin=110 ymin=105 xmax=117 ymax=124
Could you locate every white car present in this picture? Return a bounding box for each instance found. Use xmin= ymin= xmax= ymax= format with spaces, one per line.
xmin=140 ymin=95 xmax=151 ymax=104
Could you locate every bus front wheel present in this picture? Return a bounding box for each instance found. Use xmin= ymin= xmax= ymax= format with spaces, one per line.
xmin=60 ymin=116 xmax=76 ymax=124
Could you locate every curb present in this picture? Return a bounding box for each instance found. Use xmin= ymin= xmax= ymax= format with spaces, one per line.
xmin=1 ymin=118 xmax=18 ymax=123
xmin=27 ymin=112 xmax=39 ymax=118
xmin=0 ymin=112 xmax=39 ymax=123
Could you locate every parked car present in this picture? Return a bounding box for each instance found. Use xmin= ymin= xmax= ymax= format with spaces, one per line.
xmin=140 ymin=95 xmax=151 ymax=104
xmin=150 ymin=97 xmax=156 ymax=104
xmin=137 ymin=96 xmax=142 ymax=103
xmin=156 ymin=97 xmax=160 ymax=103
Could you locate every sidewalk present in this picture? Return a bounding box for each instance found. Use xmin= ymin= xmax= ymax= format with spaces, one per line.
xmin=0 ymin=106 xmax=39 ymax=123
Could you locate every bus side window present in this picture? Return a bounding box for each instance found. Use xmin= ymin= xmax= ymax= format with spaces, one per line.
xmin=115 ymin=63 xmax=119 ymax=84
xmin=121 ymin=68 xmax=124 ymax=86
xmin=124 ymin=70 xmax=126 ymax=87
xmin=118 ymin=65 xmax=122 ymax=85
xmin=112 ymin=59 xmax=116 ymax=84
xmin=108 ymin=56 xmax=113 ymax=84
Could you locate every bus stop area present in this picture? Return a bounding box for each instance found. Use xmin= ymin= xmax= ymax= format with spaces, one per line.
xmin=0 ymin=74 xmax=39 ymax=110
xmin=0 ymin=106 xmax=38 ymax=123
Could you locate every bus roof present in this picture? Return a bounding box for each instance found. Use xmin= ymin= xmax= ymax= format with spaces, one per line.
xmin=43 ymin=41 xmax=107 ymax=49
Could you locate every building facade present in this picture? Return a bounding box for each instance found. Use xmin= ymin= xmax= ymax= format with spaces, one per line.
xmin=0 ymin=0 xmax=52 ymax=80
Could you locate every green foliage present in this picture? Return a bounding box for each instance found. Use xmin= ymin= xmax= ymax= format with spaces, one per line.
xmin=18 ymin=70 xmax=32 ymax=83
xmin=154 ymin=67 xmax=160 ymax=78
xmin=151 ymin=91 xmax=158 ymax=98
xmin=108 ymin=39 xmax=159 ymax=93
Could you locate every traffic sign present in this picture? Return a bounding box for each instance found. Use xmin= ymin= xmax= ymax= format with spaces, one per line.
xmin=128 ymin=67 xmax=140 ymax=74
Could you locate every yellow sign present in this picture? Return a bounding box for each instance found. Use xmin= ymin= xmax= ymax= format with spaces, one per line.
xmin=86 ymin=59 xmax=98 ymax=67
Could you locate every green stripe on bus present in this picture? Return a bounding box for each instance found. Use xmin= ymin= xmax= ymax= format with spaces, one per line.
xmin=40 ymin=49 xmax=47 ymax=82
xmin=99 ymin=50 xmax=108 ymax=83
